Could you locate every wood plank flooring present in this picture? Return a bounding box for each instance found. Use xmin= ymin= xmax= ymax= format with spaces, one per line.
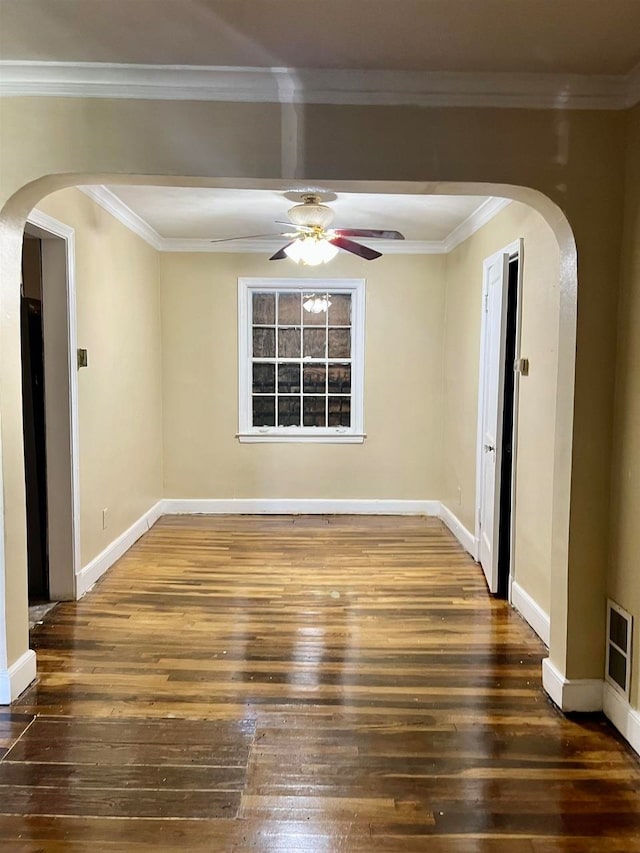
xmin=1 ymin=515 xmax=639 ymax=851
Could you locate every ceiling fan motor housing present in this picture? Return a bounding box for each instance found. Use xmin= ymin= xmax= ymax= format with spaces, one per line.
xmin=288 ymin=195 xmax=335 ymax=229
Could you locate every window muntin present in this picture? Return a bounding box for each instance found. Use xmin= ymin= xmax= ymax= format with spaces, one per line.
xmin=238 ymin=279 xmax=365 ymax=442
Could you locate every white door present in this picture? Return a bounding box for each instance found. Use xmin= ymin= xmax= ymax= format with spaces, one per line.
xmin=477 ymin=251 xmax=510 ymax=592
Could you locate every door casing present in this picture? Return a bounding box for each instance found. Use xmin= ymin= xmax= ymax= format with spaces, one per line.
xmin=25 ymin=211 xmax=80 ymax=601
xmin=475 ymin=239 xmax=524 ymax=594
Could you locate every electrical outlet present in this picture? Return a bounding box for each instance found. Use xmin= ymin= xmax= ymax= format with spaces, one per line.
xmin=102 ymin=508 xmax=110 ymax=530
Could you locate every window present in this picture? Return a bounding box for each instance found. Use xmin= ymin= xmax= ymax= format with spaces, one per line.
xmin=238 ymin=278 xmax=365 ymax=442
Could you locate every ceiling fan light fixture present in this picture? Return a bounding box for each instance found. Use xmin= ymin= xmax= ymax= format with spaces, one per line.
xmin=288 ymin=194 xmax=335 ymax=229
xmin=284 ymin=236 xmax=339 ymax=266
xmin=303 ymin=294 xmax=332 ymax=314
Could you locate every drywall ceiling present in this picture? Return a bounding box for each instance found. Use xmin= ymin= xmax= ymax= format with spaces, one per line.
xmin=98 ymin=186 xmax=496 ymax=244
xmin=2 ymin=0 xmax=640 ymax=76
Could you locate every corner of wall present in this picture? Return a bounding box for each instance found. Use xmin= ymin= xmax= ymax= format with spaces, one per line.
xmin=541 ymin=658 xmax=603 ymax=713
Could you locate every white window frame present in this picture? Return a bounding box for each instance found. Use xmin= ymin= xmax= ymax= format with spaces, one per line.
xmin=237 ymin=277 xmax=366 ymax=443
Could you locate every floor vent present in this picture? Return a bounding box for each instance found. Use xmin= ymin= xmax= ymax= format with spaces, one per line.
xmin=606 ymin=599 xmax=632 ymax=698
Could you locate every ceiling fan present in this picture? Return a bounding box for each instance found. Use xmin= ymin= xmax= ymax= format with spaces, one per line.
xmin=210 ymin=194 xmax=405 ymax=265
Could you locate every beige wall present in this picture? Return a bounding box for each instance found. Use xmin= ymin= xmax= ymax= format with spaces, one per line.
xmin=34 ymin=189 xmax=163 ymax=567
xmin=442 ymin=202 xmax=560 ymax=617
xmin=161 ymin=252 xmax=446 ymax=500
xmin=609 ymin=105 xmax=640 ymax=709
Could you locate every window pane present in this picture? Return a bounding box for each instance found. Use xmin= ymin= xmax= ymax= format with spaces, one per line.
xmin=304 ymin=327 xmax=326 ymax=358
xmin=303 ymin=292 xmax=329 ymax=325
xmin=253 ymin=396 xmax=275 ymax=427
xmin=278 ymin=363 xmax=300 ymax=393
xmin=303 ymin=364 xmax=326 ymax=394
xmin=244 ymin=284 xmax=361 ymax=436
xmin=278 ymin=327 xmax=301 ymax=358
xmin=328 ymin=293 xmax=351 ymax=326
xmin=328 ymin=363 xmax=351 ymax=394
xmin=253 ymin=327 xmax=275 ymax=358
xmin=253 ymin=292 xmax=275 ymax=325
xmin=252 ymin=363 xmax=275 ymax=394
xmin=278 ymin=396 xmax=301 ymax=427
xmin=328 ymin=328 xmax=350 ymax=358
xmin=278 ymin=292 xmax=301 ymax=325
xmin=328 ymin=396 xmax=351 ymax=427
xmin=303 ymin=396 xmax=326 ymax=427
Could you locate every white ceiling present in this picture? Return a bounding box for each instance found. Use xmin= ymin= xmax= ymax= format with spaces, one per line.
xmin=100 ymin=186 xmax=495 ymax=244
xmin=2 ymin=0 xmax=640 ymax=76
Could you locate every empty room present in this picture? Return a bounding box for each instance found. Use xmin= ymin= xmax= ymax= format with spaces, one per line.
xmin=1 ymin=1 xmax=640 ymax=850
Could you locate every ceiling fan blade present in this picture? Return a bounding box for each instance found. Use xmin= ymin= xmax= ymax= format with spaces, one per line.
xmin=275 ymin=220 xmax=314 ymax=232
xmin=269 ymin=242 xmax=294 ymax=261
xmin=330 ymin=236 xmax=382 ymax=261
xmin=334 ymin=228 xmax=405 ymax=240
xmin=209 ymin=233 xmax=286 ymax=243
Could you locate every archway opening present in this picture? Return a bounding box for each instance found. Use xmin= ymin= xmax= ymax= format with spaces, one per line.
xmin=0 ymin=174 xmax=577 ymax=706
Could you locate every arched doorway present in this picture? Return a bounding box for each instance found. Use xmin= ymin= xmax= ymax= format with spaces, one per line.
xmin=0 ymin=173 xmax=578 ymax=706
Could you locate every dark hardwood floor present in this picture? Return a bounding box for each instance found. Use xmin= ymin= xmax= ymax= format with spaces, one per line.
xmin=1 ymin=515 xmax=639 ymax=851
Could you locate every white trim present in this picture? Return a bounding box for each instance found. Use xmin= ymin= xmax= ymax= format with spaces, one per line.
xmin=238 ymin=432 xmax=366 ymax=444
xmin=238 ymin=278 xmax=365 ymax=441
xmin=0 ymin=649 xmax=37 ymax=704
xmin=603 ymin=683 xmax=640 ymax=757
xmin=162 ymin=499 xmax=441 ymax=516
xmin=444 ymin=198 xmax=512 ymax=252
xmin=77 ymin=186 xmax=164 ymax=249
xmin=439 ymin=503 xmax=478 ymax=560
xmin=511 ymin=580 xmax=550 ymax=646
xmin=508 ymin=243 xmax=525 ymax=608
xmin=541 ymin=658 xmax=603 ymax=712
xmin=75 ymin=189 xmax=510 ymax=256
xmin=75 ymin=501 xmax=164 ymax=598
xmin=25 ymin=209 xmax=81 ymax=594
xmin=0 ymin=61 xmax=637 ymax=110
xmin=475 ymin=240 xmax=521 ymax=591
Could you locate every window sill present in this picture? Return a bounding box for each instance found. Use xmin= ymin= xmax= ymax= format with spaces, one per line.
xmin=237 ymin=432 xmax=366 ymax=444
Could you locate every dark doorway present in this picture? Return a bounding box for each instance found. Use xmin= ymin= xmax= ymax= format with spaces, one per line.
xmin=496 ymin=256 xmax=519 ymax=599
xmin=21 ymin=237 xmax=50 ymax=601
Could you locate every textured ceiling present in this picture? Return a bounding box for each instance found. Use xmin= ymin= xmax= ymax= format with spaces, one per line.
xmin=2 ymin=1 xmax=639 ymax=75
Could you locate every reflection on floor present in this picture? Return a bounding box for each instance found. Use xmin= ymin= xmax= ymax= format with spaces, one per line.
xmin=2 ymin=515 xmax=640 ymax=851
xmin=27 ymin=600 xmax=58 ymax=630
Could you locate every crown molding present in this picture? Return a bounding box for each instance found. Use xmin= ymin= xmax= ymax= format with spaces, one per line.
xmin=77 ymin=186 xmax=164 ymax=249
xmin=1 ymin=61 xmax=638 ymax=110
xmin=444 ymin=197 xmax=512 ymax=252
xmin=66 ymin=186 xmax=513 ymax=255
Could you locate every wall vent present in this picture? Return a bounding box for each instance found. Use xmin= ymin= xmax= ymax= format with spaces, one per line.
xmin=605 ymin=599 xmax=633 ymax=698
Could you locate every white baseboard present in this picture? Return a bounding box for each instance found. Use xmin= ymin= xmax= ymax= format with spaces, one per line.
xmin=438 ymin=503 xmax=478 ymax=559
xmin=603 ymin=683 xmax=640 ymax=757
xmin=541 ymin=658 xmax=603 ymax=712
xmin=162 ymin=498 xmax=441 ymax=516
xmin=76 ymin=500 xmax=164 ymax=597
xmin=0 ymin=649 xmax=37 ymax=704
xmin=511 ymin=580 xmax=550 ymax=646
xmin=72 ymin=497 xmax=471 ymax=598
